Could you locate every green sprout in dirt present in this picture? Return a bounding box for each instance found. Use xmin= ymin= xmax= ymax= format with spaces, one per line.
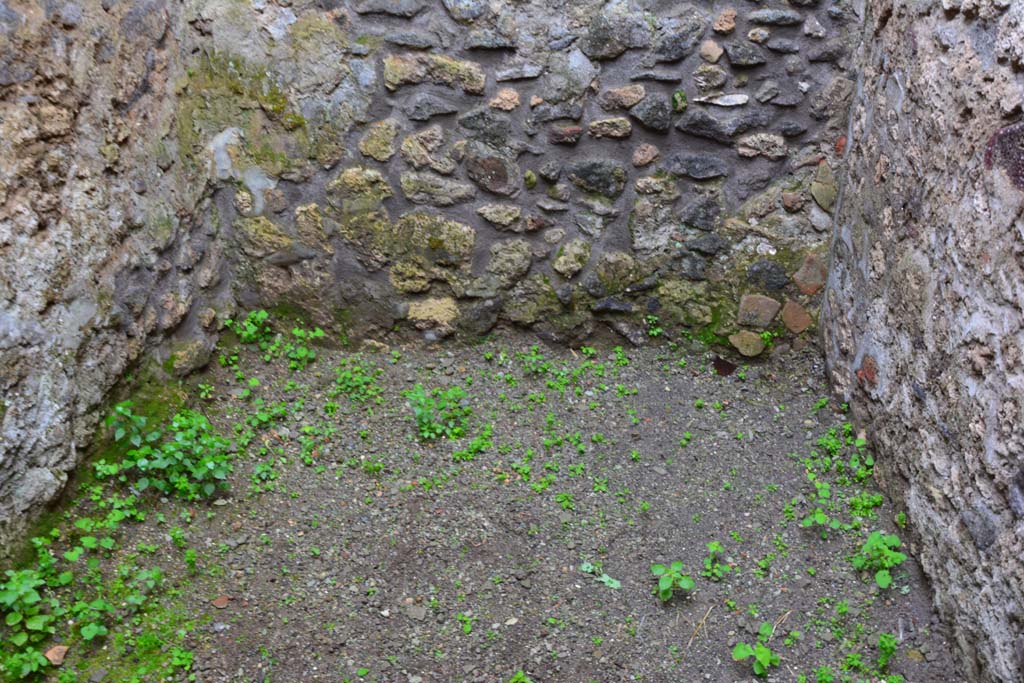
xmin=579 ymin=562 xmax=621 ymax=590
xmin=701 ymin=541 xmax=731 ymax=581
xmin=284 ymin=326 xmax=325 ymax=370
xmin=0 ymin=569 xmax=58 ymax=679
xmin=331 ymin=357 xmax=383 ymax=404
xmin=455 ymin=612 xmax=477 ymax=634
xmin=650 ymin=561 xmax=694 ymax=602
xmin=404 ymin=384 xmax=472 ymax=440
xmin=851 ymin=531 xmax=907 ymax=588
xmin=732 ymin=621 xmax=781 ymax=677
xmin=96 ymin=402 xmax=233 ymax=500
xmin=453 ymin=425 xmax=493 ymax=462
xmin=508 ymin=672 xmax=534 ymax=683
xmin=226 ymin=309 xmax=274 ymax=346
xmin=877 ymin=632 xmax=898 ymax=671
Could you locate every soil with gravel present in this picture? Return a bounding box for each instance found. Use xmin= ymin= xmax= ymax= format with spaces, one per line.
xmin=31 ymin=331 xmax=963 ymax=683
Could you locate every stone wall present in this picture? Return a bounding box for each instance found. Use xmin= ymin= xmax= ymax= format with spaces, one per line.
xmin=823 ymin=0 xmax=1024 ymax=681
xmin=195 ymin=0 xmax=851 ymax=348
xmin=1 ymin=0 xmax=851 ymax=554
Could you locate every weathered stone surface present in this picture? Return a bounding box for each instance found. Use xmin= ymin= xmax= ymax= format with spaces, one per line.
xmin=464 ymin=142 xmax=521 ymax=197
xmin=724 ymin=41 xmax=767 ymax=66
xmin=599 ymin=84 xmax=646 ymax=110
xmin=553 ymin=238 xmax=591 ymax=279
xmin=408 ymin=297 xmax=459 ymax=334
xmin=680 ymin=196 xmax=721 ymax=230
xmin=580 ymin=10 xmax=651 ymax=60
xmin=693 ymin=64 xmax=728 ymax=91
xmin=566 ymin=159 xmax=627 ymax=197
xmin=823 ymin=9 xmax=1024 ymax=679
xmin=629 ymin=195 xmax=677 ymax=253
xmin=548 ymin=124 xmax=582 ymax=145
xmin=781 ymin=300 xmax=812 ymax=333
xmin=729 ymin=330 xmax=765 ymax=357
xmin=676 ymin=107 xmax=771 ymax=142
xmin=736 ymin=133 xmax=788 ymax=159
xmin=737 ymin=294 xmax=781 ymax=328
xmin=384 ymin=53 xmax=486 ymax=94
xmin=749 ymin=8 xmax=803 ymax=26
xmin=541 ymin=48 xmax=598 ymax=102
xmin=353 ymin=0 xmax=427 ymax=16
xmin=688 ymin=233 xmax=729 ymax=256
xmin=400 ymin=172 xmax=476 ymax=206
xmin=629 ymin=96 xmax=673 ymax=132
xmin=663 ymin=153 xmax=729 ymax=179
xmin=441 ymin=0 xmax=488 ymax=22
xmin=401 ymin=126 xmax=456 ymax=175
xmin=358 ymin=119 xmax=400 ymax=162
xmin=489 ymin=88 xmax=520 ymax=111
xmin=652 ymin=6 xmax=707 ymax=62
xmin=495 ymin=61 xmax=543 ymax=81
xmin=402 ymin=94 xmax=459 ymax=121
xmin=747 ymin=27 xmax=770 ymax=44
xmin=486 ymin=239 xmax=532 ymax=286
xmin=810 ymin=161 xmax=837 ymax=210
xmin=747 ymin=260 xmax=789 ymax=290
xmin=632 ymin=143 xmax=660 ymax=167
xmin=477 ymin=204 xmax=521 ymax=228
xmin=713 ymin=8 xmax=737 ymax=34
xmin=699 ymin=39 xmax=723 ymax=63
xmin=794 ymin=252 xmax=827 ymax=294
xmin=589 ymin=117 xmax=632 ymax=138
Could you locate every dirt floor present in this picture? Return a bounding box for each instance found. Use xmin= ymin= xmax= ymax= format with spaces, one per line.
xmin=3 ymin=329 xmax=963 ymax=683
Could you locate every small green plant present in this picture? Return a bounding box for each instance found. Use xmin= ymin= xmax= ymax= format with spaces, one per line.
xmin=1 ymin=569 xmax=59 ymax=679
xmin=404 ymin=384 xmax=472 ymax=440
xmin=331 ymin=357 xmax=383 ymax=404
xmin=732 ymin=622 xmax=780 ymax=677
xmin=284 ymin=326 xmax=325 ymax=370
xmin=452 ymin=424 xmax=493 ymax=462
xmin=877 ymin=632 xmax=898 ymax=671
xmin=650 ymin=561 xmax=695 ymax=602
xmin=851 ymin=531 xmax=907 ymax=588
xmin=701 ymin=541 xmax=731 ymax=581
xmin=455 ymin=612 xmax=477 ymax=634
xmin=508 ymin=672 xmax=533 ymax=683
xmin=226 ymin=309 xmax=274 ymax=346
xmin=645 ymin=315 xmax=663 ymax=337
xmin=579 ymin=562 xmax=621 ymax=590
xmin=98 ymin=403 xmax=233 ymax=500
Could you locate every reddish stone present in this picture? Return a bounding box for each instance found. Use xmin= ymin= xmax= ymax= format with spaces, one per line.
xmin=835 ymin=135 xmax=847 ymax=155
xmin=729 ymin=330 xmax=765 ymax=357
xmin=632 ymin=143 xmax=660 ymax=167
xmin=781 ymin=300 xmax=813 ymax=334
xmin=793 ymin=252 xmax=827 ymax=295
xmin=548 ymin=125 xmax=583 ymax=145
xmin=713 ymin=8 xmax=737 ymax=34
xmin=781 ymin=191 xmax=805 ymax=212
xmin=856 ymin=355 xmax=879 ymax=386
xmin=737 ymin=294 xmax=781 ymax=328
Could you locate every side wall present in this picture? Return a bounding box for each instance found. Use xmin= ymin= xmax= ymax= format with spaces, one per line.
xmin=824 ymin=1 xmax=1024 ymax=680
xmin=0 ymin=0 xmax=226 ymax=554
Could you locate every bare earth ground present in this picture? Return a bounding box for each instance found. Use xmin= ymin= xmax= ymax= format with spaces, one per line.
xmin=12 ymin=331 xmax=963 ymax=683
